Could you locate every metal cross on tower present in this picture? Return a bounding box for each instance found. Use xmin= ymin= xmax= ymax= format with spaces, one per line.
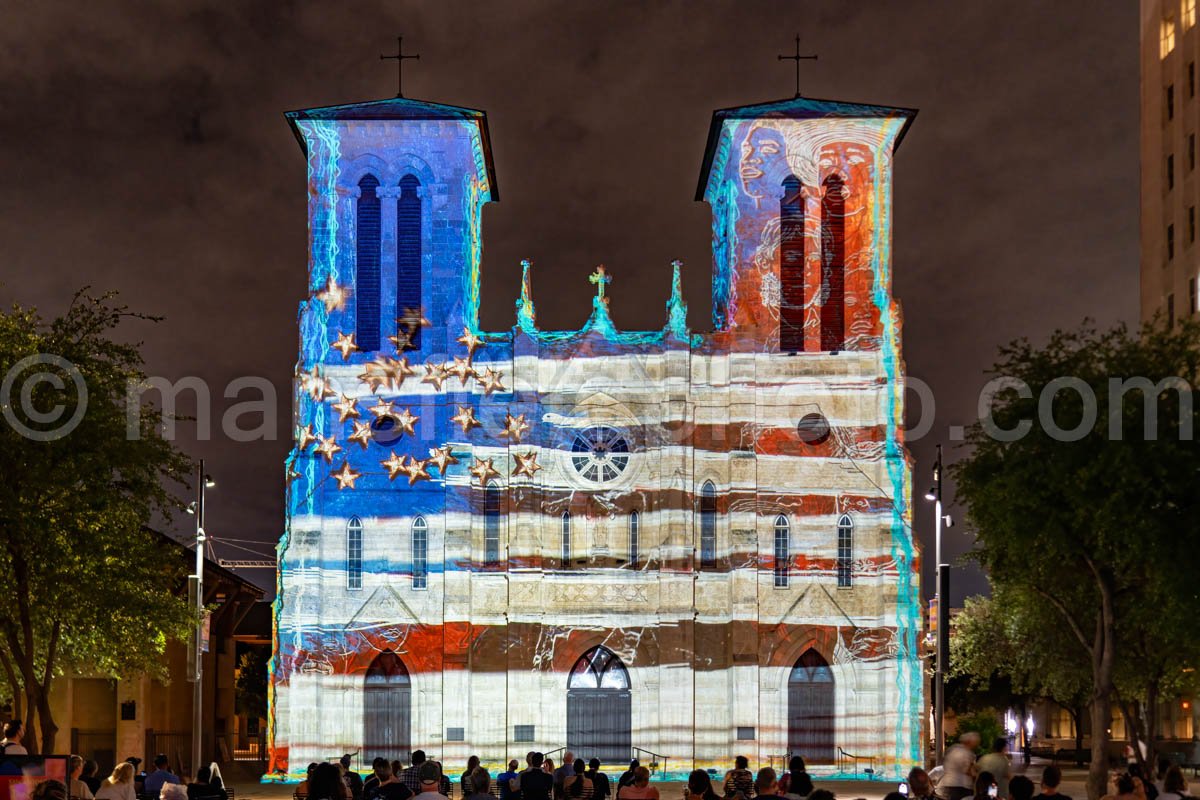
xmin=380 ymin=36 xmax=420 ymax=98
xmin=589 ymin=265 xmax=612 ymax=303
xmin=778 ymin=34 xmax=818 ymax=98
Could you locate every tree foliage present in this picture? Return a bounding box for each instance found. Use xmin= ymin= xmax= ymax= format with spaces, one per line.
xmin=0 ymin=291 xmax=196 ymax=753
xmin=235 ymin=647 xmax=269 ymax=721
xmin=950 ymin=318 xmax=1200 ymax=800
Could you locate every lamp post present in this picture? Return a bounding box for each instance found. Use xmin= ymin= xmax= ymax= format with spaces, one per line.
xmin=924 ymin=444 xmax=952 ymax=763
xmin=188 ymin=461 xmax=215 ymax=777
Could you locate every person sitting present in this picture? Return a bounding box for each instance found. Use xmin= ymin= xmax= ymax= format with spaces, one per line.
xmin=341 ymin=757 xmax=363 ymax=800
xmin=908 ymin=769 xmax=935 ymax=800
xmin=34 ymin=780 xmax=69 ymax=800
xmin=685 ymin=771 xmax=721 ymax=800
xmin=1009 ymin=777 xmax=1034 ymax=800
xmin=365 ymin=759 xmax=412 ymax=800
xmin=498 ymin=761 xmax=520 ymax=800
xmin=400 ymin=753 xmax=428 ymax=796
xmin=781 ymin=773 xmax=812 ymax=800
xmin=1034 ymin=767 xmax=1069 ymax=800
xmin=309 ymin=764 xmax=349 ymax=800
xmin=519 ymin=753 xmax=554 ymax=800
xmin=778 ymin=760 xmax=806 ymax=799
xmin=563 ymin=760 xmax=593 ymax=800
xmin=616 ymin=768 xmax=657 ymax=800
xmin=462 ymin=758 xmax=482 ymax=799
xmin=163 ymin=786 xmax=190 ymax=800
xmin=465 ymin=769 xmax=493 ymax=800
xmin=753 ymin=769 xmax=777 ymax=799
xmin=1158 ymin=767 xmax=1188 ymax=800
xmin=82 ymin=762 xmax=103 ymax=796
xmin=412 ymin=762 xmax=447 ymax=800
xmin=95 ymin=763 xmax=137 ymax=800
xmin=186 ymin=765 xmax=227 ymax=800
xmin=143 ymin=756 xmax=179 ymax=798
xmin=69 ymin=755 xmax=95 ymax=800
xmin=585 ymin=760 xmax=609 ymax=800
xmin=971 ymin=773 xmax=996 ymax=800
xmin=617 ymin=764 xmax=638 ymax=793
xmin=722 ymin=758 xmax=753 ymax=800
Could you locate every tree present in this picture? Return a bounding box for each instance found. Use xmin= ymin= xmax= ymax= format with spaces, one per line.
xmin=951 ymin=318 xmax=1200 ymax=800
xmin=950 ymin=592 xmax=1091 ymax=761
xmin=235 ymin=647 xmax=269 ymax=722
xmin=0 ymin=291 xmax=196 ymax=753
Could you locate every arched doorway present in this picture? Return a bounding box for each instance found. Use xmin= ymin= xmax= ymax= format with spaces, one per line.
xmin=788 ymin=648 xmax=835 ymax=763
xmin=364 ymin=650 xmax=411 ymax=763
xmin=567 ymin=646 xmax=632 ymax=763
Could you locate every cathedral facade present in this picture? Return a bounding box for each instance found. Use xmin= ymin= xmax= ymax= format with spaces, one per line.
xmin=268 ymin=88 xmax=922 ymax=780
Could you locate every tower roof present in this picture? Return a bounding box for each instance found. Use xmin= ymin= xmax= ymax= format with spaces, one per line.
xmin=285 ymin=96 xmax=499 ymax=199
xmin=695 ymin=95 xmax=918 ymax=200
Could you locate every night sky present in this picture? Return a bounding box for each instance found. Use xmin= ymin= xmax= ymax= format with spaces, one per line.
xmin=0 ymin=2 xmax=1138 ymax=600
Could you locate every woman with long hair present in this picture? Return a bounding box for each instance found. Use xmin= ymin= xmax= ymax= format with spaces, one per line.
xmin=95 ymin=763 xmax=136 ymax=800
xmin=564 ymin=760 xmax=593 ymax=800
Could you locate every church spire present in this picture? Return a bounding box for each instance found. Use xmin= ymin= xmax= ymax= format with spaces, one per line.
xmin=516 ymin=259 xmax=537 ymax=333
xmin=665 ymin=260 xmax=689 ymax=339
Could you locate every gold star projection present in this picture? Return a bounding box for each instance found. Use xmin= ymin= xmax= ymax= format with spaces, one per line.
xmin=301 ymin=303 xmax=531 ymax=490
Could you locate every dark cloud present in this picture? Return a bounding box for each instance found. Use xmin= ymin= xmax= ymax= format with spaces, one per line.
xmin=0 ymin=1 xmax=1138 ymax=601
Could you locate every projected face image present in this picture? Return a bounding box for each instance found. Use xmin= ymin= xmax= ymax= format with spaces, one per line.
xmin=739 ymin=125 xmax=790 ymax=205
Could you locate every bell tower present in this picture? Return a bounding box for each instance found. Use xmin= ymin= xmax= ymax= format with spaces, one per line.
xmin=696 ymin=96 xmax=915 ymax=353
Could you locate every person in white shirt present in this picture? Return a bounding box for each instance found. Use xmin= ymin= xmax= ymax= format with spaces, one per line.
xmin=1 ymin=721 xmax=28 ymax=755
xmin=95 ymin=763 xmax=137 ymax=800
xmin=938 ymin=732 xmax=981 ymax=800
xmin=69 ymin=755 xmax=95 ymax=800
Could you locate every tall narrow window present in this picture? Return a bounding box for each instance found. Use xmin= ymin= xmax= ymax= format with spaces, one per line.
xmin=700 ymin=481 xmax=717 ymax=567
xmin=1163 ymin=16 xmax=1177 ymax=59
xmin=397 ymin=175 xmax=423 ymax=347
xmin=836 ymin=515 xmax=853 ymax=588
xmin=412 ymin=516 xmax=428 ymax=589
xmin=561 ymin=512 xmax=572 ymax=568
xmin=1187 ymin=0 xmax=1197 ymax=30
xmin=347 ymin=517 xmax=363 ymax=590
xmin=356 ymin=175 xmax=382 ymax=351
xmin=820 ymin=174 xmax=846 ymax=352
xmin=773 ymin=515 xmax=790 ymax=588
xmin=780 ymin=175 xmax=805 ymax=352
xmin=629 ymin=510 xmax=640 ymax=567
xmin=485 ymin=482 xmax=501 ymax=566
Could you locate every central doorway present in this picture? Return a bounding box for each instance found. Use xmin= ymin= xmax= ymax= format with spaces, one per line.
xmin=566 ymin=646 xmax=632 ymax=764
xmin=787 ymin=648 xmax=835 ymax=763
xmin=363 ymin=650 xmax=411 ymax=764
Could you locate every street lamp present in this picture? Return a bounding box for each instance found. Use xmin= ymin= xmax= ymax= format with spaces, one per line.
xmin=190 ymin=460 xmax=215 ymax=778
xmin=926 ymin=444 xmax=953 ymax=764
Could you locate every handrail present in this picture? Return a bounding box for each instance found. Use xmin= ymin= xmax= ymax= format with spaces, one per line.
xmin=543 ymin=747 xmax=567 ymax=763
xmin=836 ymin=747 xmax=876 ymax=778
xmin=631 ymin=747 xmax=667 ymax=778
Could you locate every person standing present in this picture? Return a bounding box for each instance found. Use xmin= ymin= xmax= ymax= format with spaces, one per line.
xmin=684 ymin=771 xmax=721 ymax=800
xmin=0 ymin=721 xmax=27 ymax=755
xmin=554 ymin=754 xmax=575 ymax=800
xmin=1033 ymin=767 xmax=1071 ymax=800
xmin=939 ymin=733 xmax=981 ymax=800
xmin=563 ymin=760 xmax=593 ymax=800
xmin=753 ymin=769 xmax=777 ymax=799
xmin=465 ymin=770 xmax=493 ymax=800
xmin=722 ymin=758 xmax=754 ymax=800
xmin=977 ymin=739 xmax=1011 ymax=800
xmin=342 ymin=756 xmax=364 ymax=800
xmin=519 ymin=754 xmax=554 ymax=800
xmin=462 ymin=758 xmax=482 ymax=799
xmin=778 ymin=758 xmax=806 ymax=798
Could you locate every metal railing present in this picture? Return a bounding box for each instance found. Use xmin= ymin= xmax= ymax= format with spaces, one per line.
xmin=836 ymin=747 xmax=875 ymax=778
xmin=631 ymin=747 xmax=667 ymax=778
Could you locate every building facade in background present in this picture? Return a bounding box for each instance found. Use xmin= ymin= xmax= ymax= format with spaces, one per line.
xmin=1142 ymin=0 xmax=1200 ymax=323
xmin=268 ymin=89 xmax=922 ymax=779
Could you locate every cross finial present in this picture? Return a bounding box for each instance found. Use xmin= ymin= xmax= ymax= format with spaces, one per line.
xmin=380 ymin=36 xmax=420 ymax=98
xmin=589 ymin=265 xmax=613 ymax=304
xmin=778 ymin=34 xmax=818 ymax=98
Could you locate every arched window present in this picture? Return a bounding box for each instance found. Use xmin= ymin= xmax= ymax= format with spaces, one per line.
xmin=629 ymin=510 xmax=640 ymax=568
xmin=347 ymin=517 xmax=363 ymax=590
xmin=774 ymin=515 xmax=790 ymax=588
xmin=820 ymin=174 xmax=846 ymax=353
xmin=700 ymin=481 xmax=717 ymax=567
xmin=485 ymin=483 xmax=501 ymax=566
xmin=780 ymin=175 xmax=805 ymax=353
xmin=397 ymin=175 xmax=423 ymax=347
xmin=837 ymin=514 xmax=853 ymax=588
xmin=412 ymin=516 xmax=428 ymax=589
xmin=356 ymin=175 xmax=382 ymax=351
xmin=561 ymin=512 xmax=572 ymax=568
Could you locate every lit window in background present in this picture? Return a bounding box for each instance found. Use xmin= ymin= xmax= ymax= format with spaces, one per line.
xmin=1185 ymin=0 xmax=1196 ymax=30
xmin=1164 ymin=15 xmax=1178 ymax=58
